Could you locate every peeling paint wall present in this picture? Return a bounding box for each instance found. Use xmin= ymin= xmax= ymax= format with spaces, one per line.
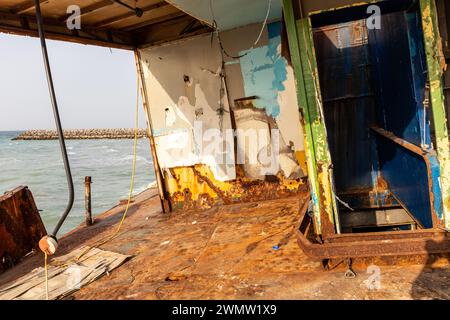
xmin=139 ymin=33 xmax=236 ymax=182
xmin=138 ymin=21 xmax=307 ymax=208
xmin=220 ymin=22 xmax=305 ymax=155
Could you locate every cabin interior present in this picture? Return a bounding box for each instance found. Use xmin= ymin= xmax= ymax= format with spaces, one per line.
xmin=0 ymin=0 xmax=448 ymax=242
xmin=1 ymin=2 xmax=450 ymax=299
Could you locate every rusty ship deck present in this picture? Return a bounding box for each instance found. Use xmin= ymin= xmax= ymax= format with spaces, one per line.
xmin=0 ymin=188 xmax=449 ymax=300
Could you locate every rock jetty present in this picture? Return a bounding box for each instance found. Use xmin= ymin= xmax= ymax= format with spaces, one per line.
xmin=13 ymin=129 xmax=149 ymax=140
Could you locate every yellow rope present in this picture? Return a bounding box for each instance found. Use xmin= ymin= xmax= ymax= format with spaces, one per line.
xmin=76 ymin=73 xmax=140 ymax=260
xmin=44 ymin=252 xmax=49 ymax=300
xmin=42 ymin=73 xmax=141 ymax=298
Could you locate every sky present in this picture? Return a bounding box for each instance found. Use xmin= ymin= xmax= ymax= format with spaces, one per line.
xmin=0 ymin=33 xmax=147 ymax=131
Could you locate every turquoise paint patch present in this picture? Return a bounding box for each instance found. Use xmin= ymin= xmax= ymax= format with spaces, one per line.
xmin=429 ymin=156 xmax=443 ymax=220
xmin=238 ymin=22 xmax=288 ymax=118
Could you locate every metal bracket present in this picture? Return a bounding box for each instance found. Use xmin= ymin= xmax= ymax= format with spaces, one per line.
xmin=111 ymin=0 xmax=143 ymax=17
xmin=344 ymin=258 xmax=357 ymax=278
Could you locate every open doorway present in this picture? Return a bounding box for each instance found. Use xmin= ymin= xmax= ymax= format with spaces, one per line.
xmin=311 ymin=0 xmax=442 ymax=233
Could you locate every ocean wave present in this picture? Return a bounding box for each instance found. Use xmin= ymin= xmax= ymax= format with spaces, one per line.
xmin=118 ymin=155 xmax=151 ymax=163
xmin=1 ymin=139 xmax=154 ymax=234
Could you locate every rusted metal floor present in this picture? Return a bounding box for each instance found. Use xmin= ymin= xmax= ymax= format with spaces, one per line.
xmin=0 ymin=188 xmax=448 ymax=300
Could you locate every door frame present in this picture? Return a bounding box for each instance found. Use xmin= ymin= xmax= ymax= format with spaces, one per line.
xmin=283 ymin=0 xmax=450 ymax=235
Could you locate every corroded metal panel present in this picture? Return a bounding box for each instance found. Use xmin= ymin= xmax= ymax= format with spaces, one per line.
xmin=0 ymin=186 xmax=46 ymax=273
xmin=165 ymin=164 xmax=307 ymax=210
xmin=372 ymin=127 xmax=442 ymax=228
xmin=313 ymin=19 xmax=379 ymax=195
xmin=297 ymin=202 xmax=450 ymax=260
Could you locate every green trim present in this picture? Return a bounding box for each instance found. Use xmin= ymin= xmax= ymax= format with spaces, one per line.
xmin=283 ymin=0 xmax=337 ymax=234
xmin=297 ymin=18 xmax=331 ymax=164
xmin=282 ymin=0 xmax=322 ymax=231
xmin=297 ymin=18 xmax=337 ymax=234
xmin=420 ymin=0 xmax=450 ymax=228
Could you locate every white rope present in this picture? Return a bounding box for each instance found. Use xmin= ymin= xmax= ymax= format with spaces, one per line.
xmin=335 ymin=195 xmax=354 ymax=212
xmin=253 ymin=0 xmax=272 ymax=47
xmin=209 ymin=0 xmax=273 ymax=59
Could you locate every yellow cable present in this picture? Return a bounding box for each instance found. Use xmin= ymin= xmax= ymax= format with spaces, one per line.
xmin=41 ymin=59 xmax=141 ymax=300
xmin=76 ymin=73 xmax=140 ymax=261
xmin=44 ymin=252 xmax=49 ymax=300
xmin=42 ymin=70 xmax=140 ymax=298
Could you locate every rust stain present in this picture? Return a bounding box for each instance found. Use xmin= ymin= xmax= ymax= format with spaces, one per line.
xmin=0 ymin=188 xmax=448 ymax=300
xmin=376 ymin=176 xmax=389 ymax=190
xmin=191 ymin=167 xmax=232 ymax=205
xmin=0 ymin=186 xmax=46 ymax=273
xmin=165 ymin=164 xmax=307 ymax=211
xmin=316 ymin=164 xmax=336 ymax=239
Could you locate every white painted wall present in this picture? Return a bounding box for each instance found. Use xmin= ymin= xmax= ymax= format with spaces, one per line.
xmin=139 ymin=21 xmax=305 ymax=181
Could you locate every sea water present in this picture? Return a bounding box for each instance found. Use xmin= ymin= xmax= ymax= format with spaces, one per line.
xmin=0 ymin=131 xmax=155 ymax=235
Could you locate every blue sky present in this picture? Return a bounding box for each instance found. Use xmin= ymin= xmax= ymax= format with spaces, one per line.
xmin=0 ymin=33 xmax=147 ymax=130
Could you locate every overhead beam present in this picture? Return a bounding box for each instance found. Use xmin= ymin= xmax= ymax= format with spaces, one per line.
xmin=94 ymin=1 xmax=168 ymax=28
xmin=0 ymin=2 xmax=208 ymax=49
xmin=0 ymin=10 xmax=135 ymax=49
xmin=60 ymin=0 xmax=114 ymax=22
xmin=123 ymin=11 xmax=185 ymax=31
xmin=13 ymin=0 xmax=47 ymax=15
xmin=0 ymin=23 xmax=134 ymax=50
xmin=135 ymin=15 xmax=211 ymax=48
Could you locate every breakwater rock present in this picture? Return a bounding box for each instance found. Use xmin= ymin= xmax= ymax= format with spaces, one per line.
xmin=13 ymin=129 xmax=149 ymax=140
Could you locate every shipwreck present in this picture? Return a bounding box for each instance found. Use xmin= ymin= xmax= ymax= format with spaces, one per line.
xmin=0 ymin=0 xmax=449 ymax=299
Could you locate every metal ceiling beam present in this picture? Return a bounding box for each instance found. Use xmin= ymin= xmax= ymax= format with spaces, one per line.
xmin=134 ymin=14 xmax=211 ymax=48
xmin=94 ymin=1 xmax=169 ymax=28
xmin=111 ymin=0 xmax=143 ymax=17
xmin=0 ymin=1 xmax=208 ymax=48
xmin=13 ymin=0 xmax=47 ymax=14
xmin=60 ymin=0 xmax=114 ymax=22
xmin=123 ymin=11 xmax=185 ymax=31
xmin=0 ymin=10 xmax=135 ymax=49
xmin=0 ymin=22 xmax=135 ymax=49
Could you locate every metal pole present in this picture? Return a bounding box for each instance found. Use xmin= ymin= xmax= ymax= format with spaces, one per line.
xmin=85 ymin=176 xmax=93 ymax=226
xmin=34 ymin=0 xmax=74 ymax=238
xmin=134 ymin=50 xmax=171 ymax=213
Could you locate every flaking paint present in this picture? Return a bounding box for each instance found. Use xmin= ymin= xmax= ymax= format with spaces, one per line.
xmin=420 ymin=0 xmax=450 ymax=229
xmin=239 ymin=22 xmax=290 ymax=118
xmin=139 ymin=20 xmax=307 ymax=209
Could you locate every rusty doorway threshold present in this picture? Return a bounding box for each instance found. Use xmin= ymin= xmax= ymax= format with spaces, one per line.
xmin=296 ymin=200 xmax=450 ymax=261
